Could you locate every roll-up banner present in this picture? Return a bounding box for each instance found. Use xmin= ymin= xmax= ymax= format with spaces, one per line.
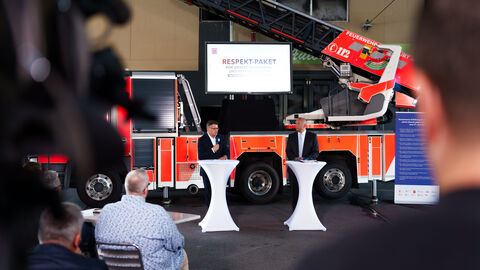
xmin=395 ymin=112 xmax=439 ymax=204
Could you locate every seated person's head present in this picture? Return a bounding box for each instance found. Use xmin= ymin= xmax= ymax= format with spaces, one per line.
xmin=23 ymin=161 xmax=43 ymax=176
xmin=125 ymin=169 xmax=149 ymax=198
xmin=38 ymin=203 xmax=83 ymax=254
xmin=42 ymin=170 xmax=62 ymax=195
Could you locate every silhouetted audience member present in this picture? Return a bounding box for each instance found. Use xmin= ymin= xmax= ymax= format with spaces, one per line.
xmin=42 ymin=170 xmax=61 ymax=194
xmin=23 ymin=161 xmax=43 ymax=176
xmin=28 ymin=203 xmax=107 ymax=270
xmin=40 ymin=170 xmax=97 ymax=257
xmin=95 ymin=169 xmax=188 ymax=270
xmin=21 ymin=163 xmax=55 ymax=253
xmin=297 ymin=1 xmax=480 ymax=269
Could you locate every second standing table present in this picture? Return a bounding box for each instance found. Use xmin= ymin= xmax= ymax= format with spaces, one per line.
xmin=285 ymin=160 xmax=327 ymax=231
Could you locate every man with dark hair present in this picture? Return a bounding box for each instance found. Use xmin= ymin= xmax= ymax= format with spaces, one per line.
xmin=28 ymin=203 xmax=107 ymax=270
xmin=198 ymin=120 xmax=229 ymax=206
xmin=296 ymin=1 xmax=480 ymax=269
xmin=286 ymin=117 xmax=319 ymax=210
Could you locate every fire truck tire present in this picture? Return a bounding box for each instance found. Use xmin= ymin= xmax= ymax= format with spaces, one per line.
xmin=76 ymin=170 xmax=122 ymax=208
xmin=238 ymin=163 xmax=280 ymax=204
xmin=314 ymin=162 xmax=352 ymax=199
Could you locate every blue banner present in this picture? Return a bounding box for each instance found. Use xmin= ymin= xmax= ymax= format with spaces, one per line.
xmin=395 ymin=112 xmax=438 ymax=204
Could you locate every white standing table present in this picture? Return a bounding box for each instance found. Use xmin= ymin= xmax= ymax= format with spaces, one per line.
xmin=285 ymin=160 xmax=327 ymax=231
xmin=198 ymin=159 xmax=240 ymax=232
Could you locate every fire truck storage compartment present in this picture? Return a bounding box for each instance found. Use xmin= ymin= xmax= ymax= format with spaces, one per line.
xmin=132 ymin=138 xmax=157 ymax=187
xmin=131 ymin=76 xmax=176 ymax=133
xmin=132 ymin=138 xmax=155 ymax=169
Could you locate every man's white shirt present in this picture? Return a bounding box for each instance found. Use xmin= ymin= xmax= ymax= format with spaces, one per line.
xmin=209 ymin=134 xmax=216 ymax=153
xmin=298 ymin=130 xmax=306 ymax=157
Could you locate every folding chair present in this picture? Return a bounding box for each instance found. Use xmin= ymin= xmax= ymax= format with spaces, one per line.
xmin=96 ymin=242 xmax=144 ymax=270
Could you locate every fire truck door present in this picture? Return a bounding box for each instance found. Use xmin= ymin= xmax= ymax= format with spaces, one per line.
xmin=158 ymin=138 xmax=174 ymax=188
xmin=175 ymin=136 xmax=203 ymax=189
xmin=368 ymin=136 xmax=384 ymax=181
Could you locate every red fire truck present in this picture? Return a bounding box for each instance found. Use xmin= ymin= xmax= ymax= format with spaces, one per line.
xmin=35 ymin=2 xmax=418 ymax=207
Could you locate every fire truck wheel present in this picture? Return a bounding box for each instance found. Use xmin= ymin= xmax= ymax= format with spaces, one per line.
xmin=238 ymin=163 xmax=280 ymax=204
xmin=314 ymin=162 xmax=352 ymax=199
xmin=76 ymin=170 xmax=122 ymax=208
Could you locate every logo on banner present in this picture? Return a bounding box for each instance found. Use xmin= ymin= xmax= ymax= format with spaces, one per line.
xmin=212 ymin=48 xmax=217 ymax=54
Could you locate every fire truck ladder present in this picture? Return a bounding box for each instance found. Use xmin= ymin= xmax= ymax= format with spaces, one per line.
xmin=184 ymin=0 xmax=418 ymax=96
xmin=184 ymin=0 xmax=344 ymax=58
xmin=177 ymin=74 xmax=202 ymax=132
xmin=183 ymin=0 xmax=417 ymax=127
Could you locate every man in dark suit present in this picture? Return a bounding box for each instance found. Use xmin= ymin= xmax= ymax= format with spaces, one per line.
xmin=29 ymin=203 xmax=107 ymax=270
xmin=198 ymin=120 xmax=229 ymax=206
xmin=297 ymin=1 xmax=480 ymax=269
xmin=286 ymin=117 xmax=319 ymax=209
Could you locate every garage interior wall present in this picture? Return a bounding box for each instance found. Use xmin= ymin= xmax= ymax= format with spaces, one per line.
xmin=88 ymin=0 xmax=423 ymax=71
xmin=88 ymin=0 xmax=200 ymax=71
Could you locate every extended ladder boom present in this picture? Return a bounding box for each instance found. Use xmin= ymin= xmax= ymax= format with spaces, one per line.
xmin=184 ymin=0 xmax=419 ymax=91
xmin=186 ymin=0 xmax=343 ymax=58
xmin=183 ymin=0 xmax=419 ymax=127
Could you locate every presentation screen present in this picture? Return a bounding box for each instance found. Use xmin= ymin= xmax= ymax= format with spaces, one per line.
xmin=206 ymin=42 xmax=292 ymax=94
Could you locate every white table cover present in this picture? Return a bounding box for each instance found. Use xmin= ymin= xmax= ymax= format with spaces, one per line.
xmin=284 ymin=160 xmax=327 ymax=231
xmin=198 ymin=159 xmax=240 ymax=232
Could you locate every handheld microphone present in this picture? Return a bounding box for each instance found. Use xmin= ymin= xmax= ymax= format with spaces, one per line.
xmin=215 ymin=137 xmax=220 ymax=145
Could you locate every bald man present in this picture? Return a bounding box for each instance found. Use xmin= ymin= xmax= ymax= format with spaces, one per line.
xmin=285 ymin=118 xmax=319 ymax=209
xmin=95 ymin=169 xmax=188 ymax=270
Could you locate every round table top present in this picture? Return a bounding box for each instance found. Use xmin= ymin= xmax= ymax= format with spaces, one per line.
xmin=198 ymin=159 xmax=240 ymax=165
xmin=286 ymin=160 xmax=326 ymax=166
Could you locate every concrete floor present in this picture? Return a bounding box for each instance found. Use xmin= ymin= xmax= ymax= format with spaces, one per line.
xmin=64 ymin=182 xmax=428 ymax=269
xmin=65 ymin=182 xmax=429 ymax=270
xmin=154 ymin=183 xmax=428 ymax=270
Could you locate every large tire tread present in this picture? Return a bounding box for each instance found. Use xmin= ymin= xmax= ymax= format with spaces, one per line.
xmin=314 ymin=162 xmax=352 ymax=200
xmin=238 ymin=162 xmax=280 ymax=204
xmin=76 ymin=170 xmax=122 ymax=208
